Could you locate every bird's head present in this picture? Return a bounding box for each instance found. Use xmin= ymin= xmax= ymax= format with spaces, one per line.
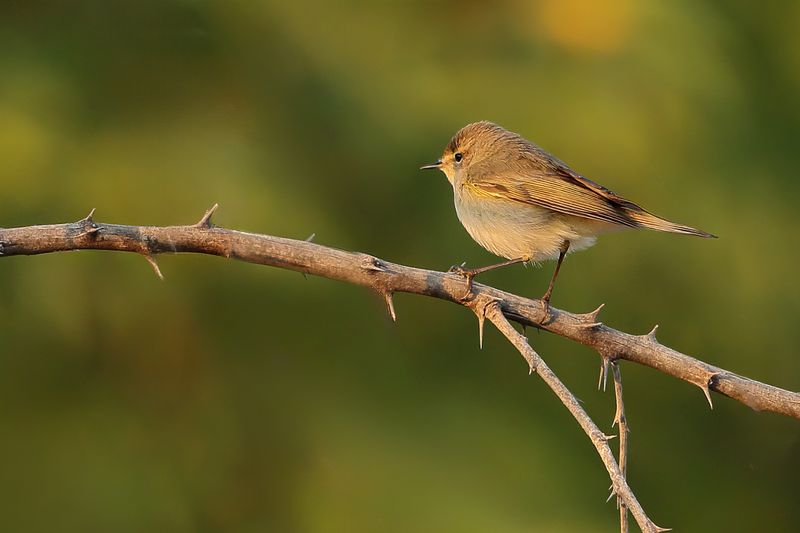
xmin=420 ymin=121 xmax=523 ymax=184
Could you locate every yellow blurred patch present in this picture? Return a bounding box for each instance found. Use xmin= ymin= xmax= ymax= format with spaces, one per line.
xmin=531 ymin=0 xmax=636 ymax=54
xmin=0 ymin=107 xmax=53 ymax=185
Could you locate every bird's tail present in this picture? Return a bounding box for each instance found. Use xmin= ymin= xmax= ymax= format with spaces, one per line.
xmin=625 ymin=209 xmax=717 ymax=238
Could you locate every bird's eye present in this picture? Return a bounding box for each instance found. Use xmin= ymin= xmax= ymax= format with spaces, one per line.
xmin=454 ymin=152 xmax=463 ymax=163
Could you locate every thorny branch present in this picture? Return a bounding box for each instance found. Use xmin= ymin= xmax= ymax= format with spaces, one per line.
xmin=477 ymin=297 xmax=665 ymax=532
xmin=1 ymin=206 xmax=796 ymax=419
xmin=611 ymin=361 xmax=630 ymax=533
xmin=2 ymin=206 xmax=799 ymax=529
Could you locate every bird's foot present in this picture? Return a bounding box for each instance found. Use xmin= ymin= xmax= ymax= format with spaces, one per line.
xmin=447 ymin=261 xmax=468 ymax=274
xmin=539 ymin=290 xmax=554 ymax=325
xmin=448 ymin=262 xmax=477 ymax=301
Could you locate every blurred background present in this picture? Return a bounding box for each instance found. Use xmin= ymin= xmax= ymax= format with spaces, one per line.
xmin=1 ymin=0 xmax=799 ymax=531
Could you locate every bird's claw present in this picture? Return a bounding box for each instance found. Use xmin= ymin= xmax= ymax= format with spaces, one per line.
xmin=539 ymin=294 xmax=554 ymax=325
xmin=447 ymin=261 xmax=468 ymax=274
xmin=448 ymin=262 xmax=476 ymax=301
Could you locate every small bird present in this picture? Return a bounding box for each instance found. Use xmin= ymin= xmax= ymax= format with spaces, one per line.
xmin=421 ymin=121 xmax=715 ymax=304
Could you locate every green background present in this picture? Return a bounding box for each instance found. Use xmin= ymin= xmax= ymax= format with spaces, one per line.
xmin=1 ymin=1 xmax=799 ymax=531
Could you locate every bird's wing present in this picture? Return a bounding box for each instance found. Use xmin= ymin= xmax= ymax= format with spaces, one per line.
xmin=465 ymin=161 xmax=642 ymax=227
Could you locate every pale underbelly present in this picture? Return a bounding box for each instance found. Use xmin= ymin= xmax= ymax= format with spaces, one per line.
xmin=454 ymin=192 xmax=615 ymax=262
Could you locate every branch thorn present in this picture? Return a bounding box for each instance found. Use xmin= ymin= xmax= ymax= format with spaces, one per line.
xmin=700 ymin=383 xmax=714 ymax=410
xmin=473 ymin=297 xmax=499 ymax=350
xmin=196 ymin=203 xmax=219 ymax=228
xmin=381 ymin=290 xmax=397 ymax=322
xmin=477 ymin=310 xmax=486 ymax=349
xmin=577 ymin=302 xmax=605 ymax=325
xmin=305 ymin=232 xmax=316 ymax=242
xmin=588 ymin=302 xmax=605 ymax=321
xmin=646 ymin=324 xmax=660 ymax=341
xmin=362 ymin=255 xmax=387 ymax=273
xmin=143 ymin=254 xmax=164 ymax=280
xmin=612 ymin=408 xmax=628 ymax=430
xmin=597 ymin=357 xmax=610 ymax=391
xmin=77 ymin=208 xmax=100 ymax=237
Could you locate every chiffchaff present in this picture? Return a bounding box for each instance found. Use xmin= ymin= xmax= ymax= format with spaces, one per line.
xmin=421 ymin=121 xmax=715 ymax=303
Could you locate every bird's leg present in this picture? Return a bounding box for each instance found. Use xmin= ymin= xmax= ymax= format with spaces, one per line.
xmin=448 ymin=257 xmax=528 ymax=301
xmin=540 ymin=241 xmax=570 ymax=323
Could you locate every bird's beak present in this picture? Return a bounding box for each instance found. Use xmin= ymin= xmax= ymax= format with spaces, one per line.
xmin=419 ymin=160 xmax=442 ymax=170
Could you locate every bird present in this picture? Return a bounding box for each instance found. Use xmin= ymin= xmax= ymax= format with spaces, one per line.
xmin=421 ymin=121 xmax=715 ymax=306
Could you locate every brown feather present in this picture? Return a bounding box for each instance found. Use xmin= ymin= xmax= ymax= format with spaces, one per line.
xmin=461 ymin=123 xmax=715 ymax=238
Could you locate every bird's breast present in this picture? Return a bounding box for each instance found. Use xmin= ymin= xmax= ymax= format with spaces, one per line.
xmin=453 ymin=184 xmax=601 ymax=261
